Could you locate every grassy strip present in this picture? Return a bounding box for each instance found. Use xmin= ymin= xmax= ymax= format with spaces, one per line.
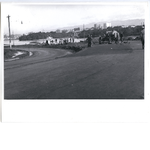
xmin=9 ymin=42 xmax=88 ymax=53
xmin=4 ymin=49 xmax=29 ymax=60
xmin=43 ymin=42 xmax=87 ymax=53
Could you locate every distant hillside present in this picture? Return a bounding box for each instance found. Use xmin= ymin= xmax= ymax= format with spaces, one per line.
xmin=110 ymin=19 xmax=144 ymax=26
xmin=60 ymin=19 xmax=145 ymax=30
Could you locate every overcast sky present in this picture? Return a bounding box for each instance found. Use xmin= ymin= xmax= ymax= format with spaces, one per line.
xmin=2 ymin=3 xmax=145 ymax=35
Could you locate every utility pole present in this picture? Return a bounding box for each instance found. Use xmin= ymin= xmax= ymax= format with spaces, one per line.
xmin=83 ymin=24 xmax=85 ymax=38
xmin=7 ymin=15 xmax=12 ymax=49
xmin=12 ymin=31 xmax=15 ymax=46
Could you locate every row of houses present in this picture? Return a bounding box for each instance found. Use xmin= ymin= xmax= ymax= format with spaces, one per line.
xmin=55 ymin=22 xmax=142 ymax=34
xmin=4 ymin=22 xmax=141 ymax=40
xmin=55 ymin=22 xmax=112 ymax=34
xmin=54 ymin=22 xmax=141 ymax=38
xmin=55 ymin=27 xmax=80 ymax=33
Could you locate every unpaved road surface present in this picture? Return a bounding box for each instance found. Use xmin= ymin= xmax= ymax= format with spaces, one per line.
xmin=4 ymin=41 xmax=144 ymax=99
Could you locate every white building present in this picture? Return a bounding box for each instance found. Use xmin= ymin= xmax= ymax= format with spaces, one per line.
xmin=103 ymin=23 xmax=112 ymax=29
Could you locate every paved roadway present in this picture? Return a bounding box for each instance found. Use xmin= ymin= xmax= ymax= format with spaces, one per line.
xmin=4 ymin=41 xmax=144 ymax=99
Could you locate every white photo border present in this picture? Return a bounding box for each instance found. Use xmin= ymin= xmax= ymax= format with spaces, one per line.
xmin=1 ymin=1 xmax=150 ymax=123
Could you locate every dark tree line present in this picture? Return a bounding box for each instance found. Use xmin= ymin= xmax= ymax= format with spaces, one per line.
xmin=79 ymin=25 xmax=143 ymax=38
xmin=19 ymin=25 xmax=143 ymax=41
xmin=19 ymin=31 xmax=74 ymax=41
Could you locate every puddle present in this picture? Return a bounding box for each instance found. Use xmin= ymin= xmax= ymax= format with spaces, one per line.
xmin=5 ymin=51 xmax=33 ymax=62
xmin=12 ymin=51 xmax=25 ymax=58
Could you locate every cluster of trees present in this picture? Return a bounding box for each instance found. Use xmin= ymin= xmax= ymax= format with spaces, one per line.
xmin=19 ymin=32 xmax=49 ymax=41
xmin=79 ymin=25 xmax=143 ymax=38
xmin=19 ymin=25 xmax=143 ymax=41
xmin=19 ymin=31 xmax=74 ymax=41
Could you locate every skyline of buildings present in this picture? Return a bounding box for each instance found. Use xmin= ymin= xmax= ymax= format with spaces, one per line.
xmin=3 ymin=4 xmax=145 ymax=35
xmin=53 ymin=21 xmax=142 ymax=34
xmin=4 ymin=20 xmax=145 ymax=38
xmin=4 ymin=18 xmax=145 ymax=36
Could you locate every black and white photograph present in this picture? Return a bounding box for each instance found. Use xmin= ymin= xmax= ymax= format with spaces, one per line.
xmin=0 ymin=2 xmax=150 ymax=150
xmin=2 ymin=3 xmax=146 ymax=99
